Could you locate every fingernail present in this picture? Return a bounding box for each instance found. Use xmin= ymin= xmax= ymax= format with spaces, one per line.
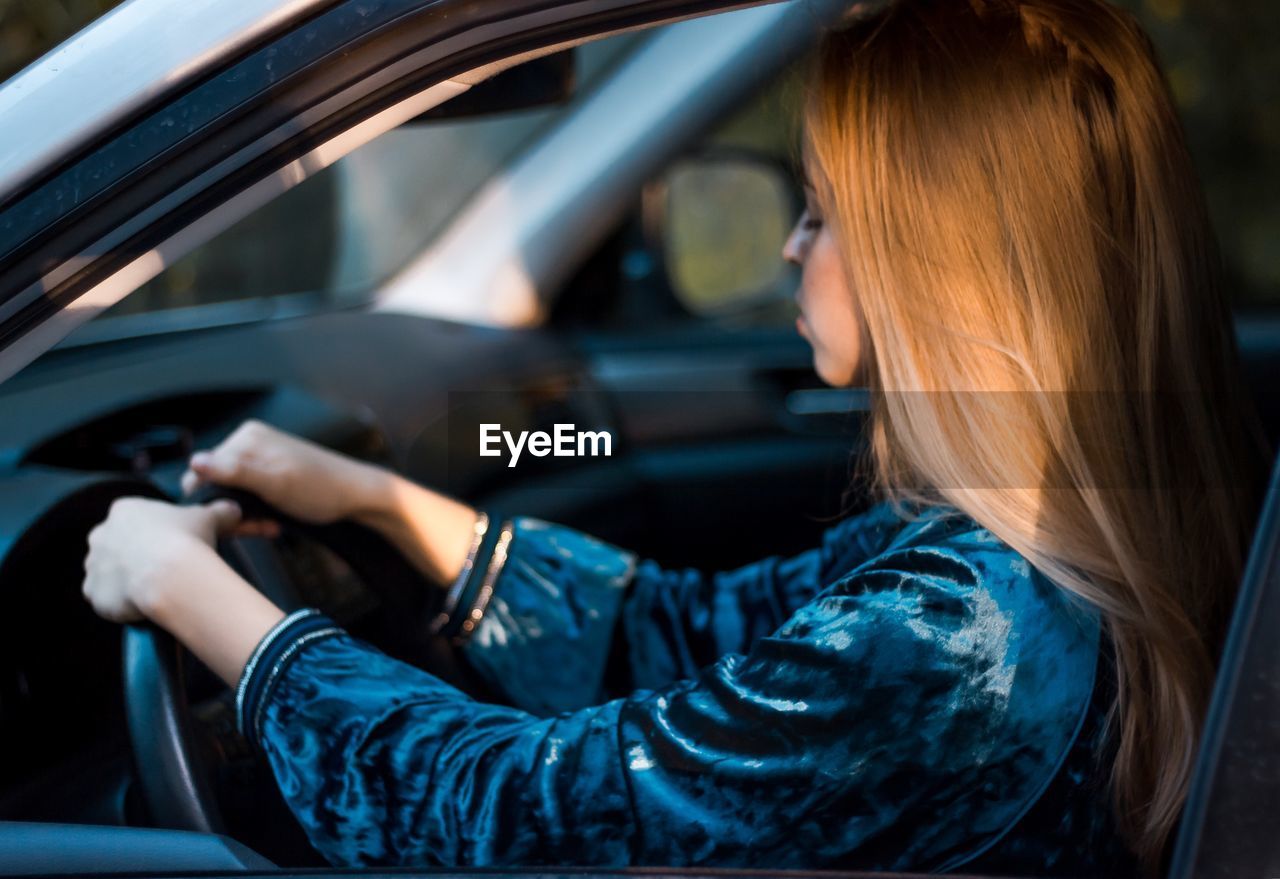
xmin=191 ymin=452 xmax=210 ymax=467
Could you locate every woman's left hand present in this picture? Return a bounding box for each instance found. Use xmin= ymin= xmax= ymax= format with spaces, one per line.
xmin=82 ymin=496 xmax=244 ymax=624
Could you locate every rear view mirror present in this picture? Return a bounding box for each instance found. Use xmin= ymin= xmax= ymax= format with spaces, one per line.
xmin=407 ymin=49 xmax=576 ymax=122
xmin=660 ymin=153 xmax=798 ymax=315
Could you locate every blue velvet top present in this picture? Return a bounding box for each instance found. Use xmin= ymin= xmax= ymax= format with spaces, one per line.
xmin=238 ymin=501 xmax=1137 ymax=875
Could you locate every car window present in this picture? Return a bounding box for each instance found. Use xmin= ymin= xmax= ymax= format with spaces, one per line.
xmin=655 ymin=68 xmax=805 ymax=326
xmin=1118 ymin=0 xmax=1279 ymax=307
xmin=549 ymin=66 xmax=806 ymax=332
xmin=15 ymin=0 xmax=1272 ymax=340
xmin=79 ymin=31 xmax=643 ymax=329
xmin=563 ymin=0 xmax=1277 ymax=334
xmin=103 ymin=112 xmax=556 ymax=321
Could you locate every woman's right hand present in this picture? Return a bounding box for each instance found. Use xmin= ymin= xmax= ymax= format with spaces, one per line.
xmin=181 ymin=419 xmax=386 ymax=526
xmin=185 ymin=419 xmax=479 ymax=586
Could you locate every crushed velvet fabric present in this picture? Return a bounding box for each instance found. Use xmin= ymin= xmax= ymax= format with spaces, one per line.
xmin=252 ymin=501 xmax=1136 ymax=874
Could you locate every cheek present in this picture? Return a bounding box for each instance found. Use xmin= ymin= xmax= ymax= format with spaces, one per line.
xmin=809 ymin=243 xmax=847 ymax=307
xmin=801 ymin=232 xmax=863 ymax=381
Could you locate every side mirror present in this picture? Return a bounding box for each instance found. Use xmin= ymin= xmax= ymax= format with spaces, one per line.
xmin=658 ymin=153 xmax=799 ymax=316
xmin=407 ymin=49 xmax=576 ymax=122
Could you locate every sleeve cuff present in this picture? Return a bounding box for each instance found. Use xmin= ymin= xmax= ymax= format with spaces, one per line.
xmin=457 ymin=516 xmax=637 ymax=715
xmin=235 ymin=608 xmax=343 ymax=747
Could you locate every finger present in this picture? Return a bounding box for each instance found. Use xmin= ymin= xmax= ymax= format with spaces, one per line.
xmin=234 ymin=519 xmax=280 ymax=539
xmin=190 ymin=446 xmax=250 ymax=488
xmin=98 ymin=599 xmax=146 ymax=625
xmin=204 ymin=499 xmax=244 ymax=534
xmin=180 ymin=467 xmax=203 ymax=497
xmin=188 ymin=450 xmax=221 ymax=478
xmin=254 ymin=519 xmax=282 ymax=539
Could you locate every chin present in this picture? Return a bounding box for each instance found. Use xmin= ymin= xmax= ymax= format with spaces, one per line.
xmin=814 ymin=355 xmax=858 ymax=389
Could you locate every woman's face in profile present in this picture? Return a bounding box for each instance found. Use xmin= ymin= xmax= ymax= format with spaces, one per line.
xmin=782 ymin=186 xmax=864 ymax=387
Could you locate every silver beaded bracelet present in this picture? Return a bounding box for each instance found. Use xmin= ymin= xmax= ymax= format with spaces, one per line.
xmin=453 ymin=519 xmax=514 ymax=643
xmin=428 ymin=511 xmax=490 ymax=636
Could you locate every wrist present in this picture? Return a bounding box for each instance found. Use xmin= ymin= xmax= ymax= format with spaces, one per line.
xmin=139 ymin=540 xmax=287 ymax=686
xmin=347 ymin=462 xmax=400 ymax=530
xmin=352 ymin=471 xmax=481 ymax=585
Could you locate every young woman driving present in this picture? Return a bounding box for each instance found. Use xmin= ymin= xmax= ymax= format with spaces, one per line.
xmin=82 ymin=0 xmax=1264 ymax=875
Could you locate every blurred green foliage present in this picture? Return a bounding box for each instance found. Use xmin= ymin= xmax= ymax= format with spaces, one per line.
xmin=659 ymin=70 xmax=804 ymax=319
xmin=1113 ymin=0 xmax=1280 ymax=303
xmin=665 ymin=158 xmax=794 ymax=313
xmin=0 ymin=0 xmax=124 ymax=82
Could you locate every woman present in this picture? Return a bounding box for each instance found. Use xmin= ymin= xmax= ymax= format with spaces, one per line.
xmin=82 ymin=0 xmax=1264 ymax=875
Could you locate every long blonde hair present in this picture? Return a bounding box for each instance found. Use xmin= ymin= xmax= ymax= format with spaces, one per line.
xmin=803 ymin=0 xmax=1265 ymax=869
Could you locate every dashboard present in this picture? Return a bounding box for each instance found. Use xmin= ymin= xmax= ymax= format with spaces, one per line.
xmin=0 ymin=385 xmax=393 ymax=827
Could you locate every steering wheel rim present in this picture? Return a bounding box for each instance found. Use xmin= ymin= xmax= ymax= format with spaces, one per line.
xmin=123 ymin=624 xmax=225 ymax=833
xmin=122 ymin=488 xmax=483 ymax=836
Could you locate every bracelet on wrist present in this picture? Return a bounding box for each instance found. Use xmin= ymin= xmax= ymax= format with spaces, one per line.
xmin=428 ymin=511 xmax=489 ymax=637
xmin=434 ymin=513 xmax=510 ymax=642
xmin=452 ymin=519 xmax=514 ymax=644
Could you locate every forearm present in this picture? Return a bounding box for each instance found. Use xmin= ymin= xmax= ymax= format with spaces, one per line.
xmin=348 ymin=467 xmax=479 ymax=587
xmin=143 ymin=544 xmax=286 ymax=687
xmin=250 ymin=629 xmax=623 ymax=867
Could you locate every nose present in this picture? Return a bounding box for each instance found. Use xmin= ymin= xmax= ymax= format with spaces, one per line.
xmin=782 ymin=218 xmax=806 ymax=267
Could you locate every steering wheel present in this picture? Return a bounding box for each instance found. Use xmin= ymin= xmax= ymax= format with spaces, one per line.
xmin=122 ymin=489 xmax=493 ymax=841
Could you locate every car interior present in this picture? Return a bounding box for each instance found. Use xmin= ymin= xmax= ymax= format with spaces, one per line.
xmin=0 ymin=0 xmax=1275 ymax=875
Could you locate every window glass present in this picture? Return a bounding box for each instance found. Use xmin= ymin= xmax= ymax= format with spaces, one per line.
xmin=11 ymin=0 xmax=1273 ymax=331
xmin=645 ymin=69 xmax=807 ymax=329
xmin=104 ymin=111 xmax=559 ymax=320
xmin=644 ymin=0 xmax=1278 ymax=331
xmin=1111 ymin=0 xmax=1279 ymax=305
xmin=89 ymin=31 xmax=643 ymax=326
